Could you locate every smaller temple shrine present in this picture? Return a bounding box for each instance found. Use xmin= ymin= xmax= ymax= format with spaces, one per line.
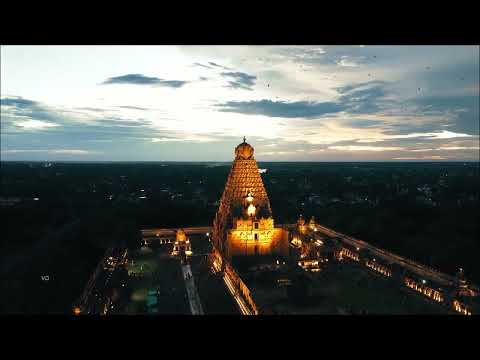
xmin=172 ymin=228 xmax=193 ymax=257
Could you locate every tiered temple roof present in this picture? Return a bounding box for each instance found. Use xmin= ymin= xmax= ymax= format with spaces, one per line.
xmin=212 ymin=138 xmax=272 ymax=254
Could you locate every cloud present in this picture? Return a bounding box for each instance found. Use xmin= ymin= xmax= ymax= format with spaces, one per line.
xmin=256 ymin=150 xmax=298 ymax=156
xmin=438 ymin=146 xmax=479 ymax=150
xmin=50 ymin=149 xmax=97 ymax=155
xmin=217 ymin=99 xmax=344 ymax=118
xmin=336 ymin=56 xmax=360 ymax=67
xmin=1 ymin=96 xmax=65 ymax=129
xmin=96 ymin=119 xmax=150 ymax=127
xmin=2 ymin=46 xmax=478 ymax=161
xmin=76 ymin=107 xmax=107 ymax=112
xmin=388 ymin=130 xmax=473 ymax=140
xmin=117 ymin=106 xmax=149 ymax=111
xmin=329 ymin=145 xmax=404 ymax=152
xmin=336 ymin=81 xmax=392 ymax=113
xmin=151 ymin=134 xmax=216 ymax=143
xmin=208 ymin=62 xmax=232 ymax=70
xmin=216 ymin=81 xmax=391 ymax=118
xmin=151 ymin=137 xmax=183 ymax=142
xmin=15 ymin=119 xmax=60 ymax=129
xmin=193 ymin=62 xmax=213 ymax=69
xmin=341 ymin=119 xmax=384 ymax=128
xmin=102 ymin=74 xmax=188 ymax=88
xmin=0 ymin=96 xmax=190 ymax=155
xmin=392 ymin=156 xmax=448 ymax=160
xmin=221 ymin=72 xmax=257 ymax=90
xmin=2 ymin=149 xmax=97 ymax=155
xmin=1 ymin=97 xmax=39 ymax=109
xmin=276 ymin=47 xmax=327 ymax=62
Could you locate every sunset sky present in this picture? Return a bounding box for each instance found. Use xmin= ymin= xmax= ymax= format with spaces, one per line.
xmin=1 ymin=45 xmax=478 ymax=161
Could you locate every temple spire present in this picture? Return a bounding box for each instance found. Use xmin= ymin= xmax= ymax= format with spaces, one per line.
xmin=243 ymin=136 xmax=246 ymax=143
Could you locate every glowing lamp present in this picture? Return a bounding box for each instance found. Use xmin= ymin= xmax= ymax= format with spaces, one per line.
xmin=73 ymin=307 xmax=81 ymax=315
xmin=247 ymin=204 xmax=256 ymax=217
xmin=246 ymin=191 xmax=254 ymax=203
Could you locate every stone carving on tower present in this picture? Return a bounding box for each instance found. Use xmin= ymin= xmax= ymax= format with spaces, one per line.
xmin=212 ymin=138 xmax=288 ymax=259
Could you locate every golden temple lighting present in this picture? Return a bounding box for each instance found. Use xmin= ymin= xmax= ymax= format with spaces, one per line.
xmin=247 ymin=204 xmax=256 ymax=217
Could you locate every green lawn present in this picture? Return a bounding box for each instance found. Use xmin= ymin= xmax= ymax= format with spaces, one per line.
xmin=122 ymin=247 xmax=190 ymax=314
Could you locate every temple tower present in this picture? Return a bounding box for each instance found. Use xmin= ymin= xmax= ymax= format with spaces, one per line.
xmin=212 ymin=138 xmax=288 ymax=259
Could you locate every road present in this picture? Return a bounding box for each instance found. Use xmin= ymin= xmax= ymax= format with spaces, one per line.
xmin=181 ymin=264 xmax=204 ymax=315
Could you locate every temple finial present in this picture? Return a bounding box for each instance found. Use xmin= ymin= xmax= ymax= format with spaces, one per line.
xmin=243 ymin=136 xmax=246 ymax=143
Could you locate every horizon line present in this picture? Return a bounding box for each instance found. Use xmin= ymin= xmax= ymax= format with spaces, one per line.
xmin=1 ymin=159 xmax=479 ymax=164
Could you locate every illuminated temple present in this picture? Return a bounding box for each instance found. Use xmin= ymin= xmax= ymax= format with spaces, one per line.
xmin=74 ymin=139 xmax=480 ymax=316
xmin=212 ymin=138 xmax=289 ymax=259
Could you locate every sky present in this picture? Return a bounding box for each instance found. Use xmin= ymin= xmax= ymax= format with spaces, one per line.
xmin=1 ymin=45 xmax=479 ymax=162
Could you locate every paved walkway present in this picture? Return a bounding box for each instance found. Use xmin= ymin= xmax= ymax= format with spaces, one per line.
xmin=181 ymin=264 xmax=204 ymax=315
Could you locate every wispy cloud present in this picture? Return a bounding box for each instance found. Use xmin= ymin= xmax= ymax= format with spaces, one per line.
xmin=151 ymin=134 xmax=217 ymax=143
xmin=217 ymin=80 xmax=392 ymax=118
xmin=116 ymin=106 xmax=150 ymax=111
xmin=193 ymin=62 xmax=213 ymax=69
xmin=336 ymin=56 xmax=361 ymax=67
xmin=209 ymin=62 xmax=232 ymax=70
xmin=217 ymin=99 xmax=343 ymax=118
xmin=221 ymin=72 xmax=257 ymax=90
xmin=329 ymin=145 xmax=404 ymax=152
xmin=151 ymin=137 xmax=183 ymax=142
xmin=15 ymin=119 xmax=60 ymax=129
xmin=392 ymin=156 xmax=448 ymax=160
xmin=2 ymin=149 xmax=98 ymax=155
xmin=102 ymin=74 xmax=188 ymax=88
xmin=1 ymin=96 xmax=67 ymax=131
